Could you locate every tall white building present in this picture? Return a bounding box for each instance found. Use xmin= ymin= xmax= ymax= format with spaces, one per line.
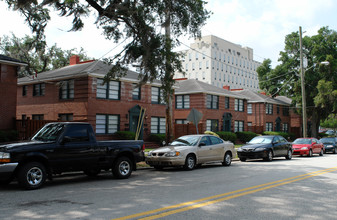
xmin=174 ymin=35 xmax=261 ymax=91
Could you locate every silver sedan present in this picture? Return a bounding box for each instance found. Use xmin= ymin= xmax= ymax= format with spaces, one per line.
xmin=146 ymin=134 xmax=236 ymax=170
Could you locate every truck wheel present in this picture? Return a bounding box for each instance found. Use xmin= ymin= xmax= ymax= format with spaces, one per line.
xmin=113 ymin=157 xmax=132 ymax=179
xmin=17 ymin=162 xmax=46 ymax=190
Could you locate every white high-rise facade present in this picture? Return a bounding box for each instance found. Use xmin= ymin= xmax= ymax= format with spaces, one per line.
xmin=175 ymin=35 xmax=261 ymax=91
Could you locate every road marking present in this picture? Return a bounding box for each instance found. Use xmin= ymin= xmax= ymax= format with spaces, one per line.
xmin=112 ymin=167 xmax=337 ymax=220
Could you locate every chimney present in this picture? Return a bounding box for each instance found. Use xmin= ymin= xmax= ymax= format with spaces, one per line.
xmin=69 ymin=55 xmax=80 ymax=65
xmin=223 ymin=85 xmax=230 ymax=90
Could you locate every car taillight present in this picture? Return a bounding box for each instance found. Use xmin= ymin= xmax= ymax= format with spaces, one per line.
xmin=142 ymin=144 xmax=146 ymax=151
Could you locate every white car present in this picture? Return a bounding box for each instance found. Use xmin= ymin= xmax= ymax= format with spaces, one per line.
xmin=146 ymin=134 xmax=236 ymax=170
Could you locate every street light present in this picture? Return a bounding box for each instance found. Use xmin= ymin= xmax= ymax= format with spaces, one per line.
xmin=299 ymin=26 xmax=330 ymax=137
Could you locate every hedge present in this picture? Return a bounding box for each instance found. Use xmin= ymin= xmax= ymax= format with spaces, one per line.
xmin=113 ymin=131 xmax=136 ymax=140
xmin=262 ymin=131 xmax=295 ymax=141
xmin=215 ymin=131 xmax=237 ymax=143
xmin=0 ymin=130 xmax=18 ymax=143
xmin=235 ymin=131 xmax=258 ymax=143
xmin=148 ymin=134 xmax=166 ymax=146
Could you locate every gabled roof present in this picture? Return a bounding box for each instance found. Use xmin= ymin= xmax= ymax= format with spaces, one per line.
xmin=18 ymin=60 xmax=161 ymax=86
xmin=0 ymin=55 xmax=27 ymax=66
xmin=232 ymin=89 xmax=290 ymax=106
xmin=175 ymin=79 xmax=247 ymax=99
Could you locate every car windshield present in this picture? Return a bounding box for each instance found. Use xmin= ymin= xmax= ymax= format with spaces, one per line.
xmin=293 ymin=139 xmax=312 ymax=144
xmin=31 ymin=124 xmax=65 ymax=142
xmin=249 ymin=136 xmax=273 ymax=144
xmin=170 ymin=136 xmax=200 ymax=146
xmin=320 ymin=138 xmax=335 ymax=144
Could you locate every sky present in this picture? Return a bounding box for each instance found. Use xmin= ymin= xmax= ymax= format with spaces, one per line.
xmin=1 ymin=0 xmax=337 ymax=67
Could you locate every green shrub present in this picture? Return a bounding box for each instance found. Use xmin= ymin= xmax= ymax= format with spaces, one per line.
xmin=0 ymin=130 xmax=18 ymax=143
xmin=262 ymin=131 xmax=295 ymax=141
xmin=148 ymin=134 xmax=166 ymax=146
xmin=113 ymin=131 xmax=136 ymax=140
xmin=216 ymin=131 xmax=236 ymax=143
xmin=236 ymin=131 xmax=258 ymax=143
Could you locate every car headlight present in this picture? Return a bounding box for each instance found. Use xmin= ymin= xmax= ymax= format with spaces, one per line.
xmin=0 ymin=152 xmax=10 ymax=163
xmin=301 ymin=147 xmax=308 ymax=150
xmin=237 ymin=148 xmax=243 ymax=152
xmin=254 ymin=147 xmax=267 ymax=152
xmin=164 ymin=151 xmax=180 ymax=157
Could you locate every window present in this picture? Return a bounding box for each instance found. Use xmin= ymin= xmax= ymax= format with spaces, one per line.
xmin=283 ymin=106 xmax=289 ymax=116
xmin=185 ymin=63 xmax=188 ymax=71
xmin=223 ymin=97 xmax=230 ymax=109
xmin=266 ymin=122 xmax=273 ymax=131
xmin=192 ymin=63 xmax=195 ymax=70
xmin=234 ymin=121 xmax=244 ymax=132
xmin=199 ymin=62 xmax=202 ymax=70
xmin=32 ymin=114 xmax=44 ymax=120
xmin=96 ymin=78 xmax=120 ymax=100
xmin=151 ymin=117 xmax=166 ymax=134
xmin=132 ymin=84 xmax=141 ymax=100
xmin=22 ymin=85 xmax=27 ymax=96
xmin=175 ymin=119 xmax=188 ymax=124
xmin=235 ymin=99 xmax=244 ymax=112
xmin=206 ymin=95 xmax=219 ymax=109
xmin=176 ymin=95 xmax=190 ymax=109
xmin=206 ymin=61 xmax=209 ymax=69
xmin=59 ymin=80 xmax=74 ymax=99
xmin=283 ymin=123 xmax=289 ymax=133
xmin=247 ymin=122 xmax=252 ymax=131
xmin=58 ymin=114 xmax=73 ymax=121
xmin=96 ymin=114 xmax=119 ymax=134
xmin=206 ymin=119 xmax=219 ymax=132
xmin=151 ymin=87 xmax=165 ymax=104
xmin=33 ymin=83 xmax=45 ymax=96
xmin=247 ymin=103 xmax=252 ymax=114
xmin=266 ymin=103 xmax=273 ymax=115
xmin=64 ymin=124 xmax=89 ymax=142
xmin=277 ymin=105 xmax=280 ymax=114
xmin=195 ymin=53 xmax=199 ymax=60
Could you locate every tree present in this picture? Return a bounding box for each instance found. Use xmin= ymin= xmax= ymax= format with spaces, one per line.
xmin=3 ymin=0 xmax=210 ymax=143
xmin=0 ymin=33 xmax=90 ymax=76
xmin=320 ymin=114 xmax=337 ymax=132
xmin=257 ymin=27 xmax=337 ymax=137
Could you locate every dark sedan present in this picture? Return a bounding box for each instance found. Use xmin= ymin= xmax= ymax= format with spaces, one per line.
xmin=320 ymin=137 xmax=337 ymax=154
xmin=237 ymin=135 xmax=292 ymax=162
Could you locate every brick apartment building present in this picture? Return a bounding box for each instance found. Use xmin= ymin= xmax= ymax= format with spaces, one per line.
xmin=16 ymin=55 xmax=167 ymax=140
xmin=232 ymin=89 xmax=301 ymax=136
xmin=174 ymin=79 xmax=248 ymax=133
xmin=0 ymin=55 xmax=27 ymax=130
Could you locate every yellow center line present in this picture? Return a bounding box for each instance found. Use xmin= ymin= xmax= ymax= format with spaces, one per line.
xmin=112 ymin=167 xmax=337 ymax=220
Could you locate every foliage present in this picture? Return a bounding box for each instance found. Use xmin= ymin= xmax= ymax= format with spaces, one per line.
xmin=320 ymin=114 xmax=337 ymax=130
xmin=0 ymin=130 xmax=18 ymax=143
xmin=262 ymin=131 xmax=295 ymax=141
xmin=148 ymin=134 xmax=166 ymax=146
xmin=0 ymin=34 xmax=90 ymax=76
xmin=257 ymin=27 xmax=337 ymax=137
xmin=235 ymin=131 xmax=258 ymax=143
xmin=204 ymin=130 xmax=220 ymax=137
xmin=112 ymin=131 xmax=136 ymax=140
xmin=216 ymin=131 xmax=237 ymax=143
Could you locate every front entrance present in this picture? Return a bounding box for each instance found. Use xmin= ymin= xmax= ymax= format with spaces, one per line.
xmin=129 ymin=105 xmax=145 ymax=140
xmin=275 ymin=117 xmax=281 ymax=132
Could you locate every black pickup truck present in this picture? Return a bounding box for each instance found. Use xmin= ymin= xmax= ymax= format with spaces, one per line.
xmin=0 ymin=122 xmax=145 ymax=189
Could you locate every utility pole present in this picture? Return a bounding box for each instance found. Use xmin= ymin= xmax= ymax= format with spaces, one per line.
xmin=299 ymin=26 xmax=307 ymax=138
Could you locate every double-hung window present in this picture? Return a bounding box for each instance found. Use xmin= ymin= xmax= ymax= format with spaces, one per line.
xmin=96 ymin=114 xmax=120 ymax=134
xmin=234 ymin=121 xmax=244 ymax=132
xmin=206 ymin=119 xmax=219 ymax=132
xmin=247 ymin=103 xmax=252 ymax=114
xmin=96 ymin=78 xmax=120 ymax=100
xmin=176 ymin=95 xmax=190 ymax=109
xmin=132 ymin=84 xmax=141 ymax=100
xmin=235 ymin=99 xmax=244 ymax=112
xmin=151 ymin=117 xmax=166 ymax=134
xmin=151 ymin=87 xmax=165 ymax=104
xmin=206 ymin=95 xmax=219 ymax=109
xmin=33 ymin=83 xmax=45 ymax=96
xmin=59 ymin=80 xmax=74 ymax=99
xmin=266 ymin=122 xmax=273 ymax=131
xmin=266 ymin=103 xmax=273 ymax=115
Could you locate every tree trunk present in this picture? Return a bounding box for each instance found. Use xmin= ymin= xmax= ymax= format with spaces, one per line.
xmin=310 ymin=110 xmax=320 ymax=138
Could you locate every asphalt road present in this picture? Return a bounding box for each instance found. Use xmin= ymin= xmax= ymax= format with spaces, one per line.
xmin=1 ymin=154 xmax=337 ymax=220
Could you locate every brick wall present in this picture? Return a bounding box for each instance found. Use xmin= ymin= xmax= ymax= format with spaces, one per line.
xmin=0 ymin=64 xmax=17 ymax=130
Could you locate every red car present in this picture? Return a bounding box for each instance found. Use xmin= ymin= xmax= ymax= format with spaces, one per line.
xmin=292 ymin=138 xmax=324 ymax=157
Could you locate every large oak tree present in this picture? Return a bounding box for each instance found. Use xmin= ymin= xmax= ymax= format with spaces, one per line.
xmin=3 ymin=0 xmax=210 ymax=142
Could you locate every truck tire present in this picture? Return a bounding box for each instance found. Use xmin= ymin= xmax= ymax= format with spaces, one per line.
xmin=112 ymin=157 xmax=132 ymax=179
xmin=17 ymin=162 xmax=46 ymax=190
